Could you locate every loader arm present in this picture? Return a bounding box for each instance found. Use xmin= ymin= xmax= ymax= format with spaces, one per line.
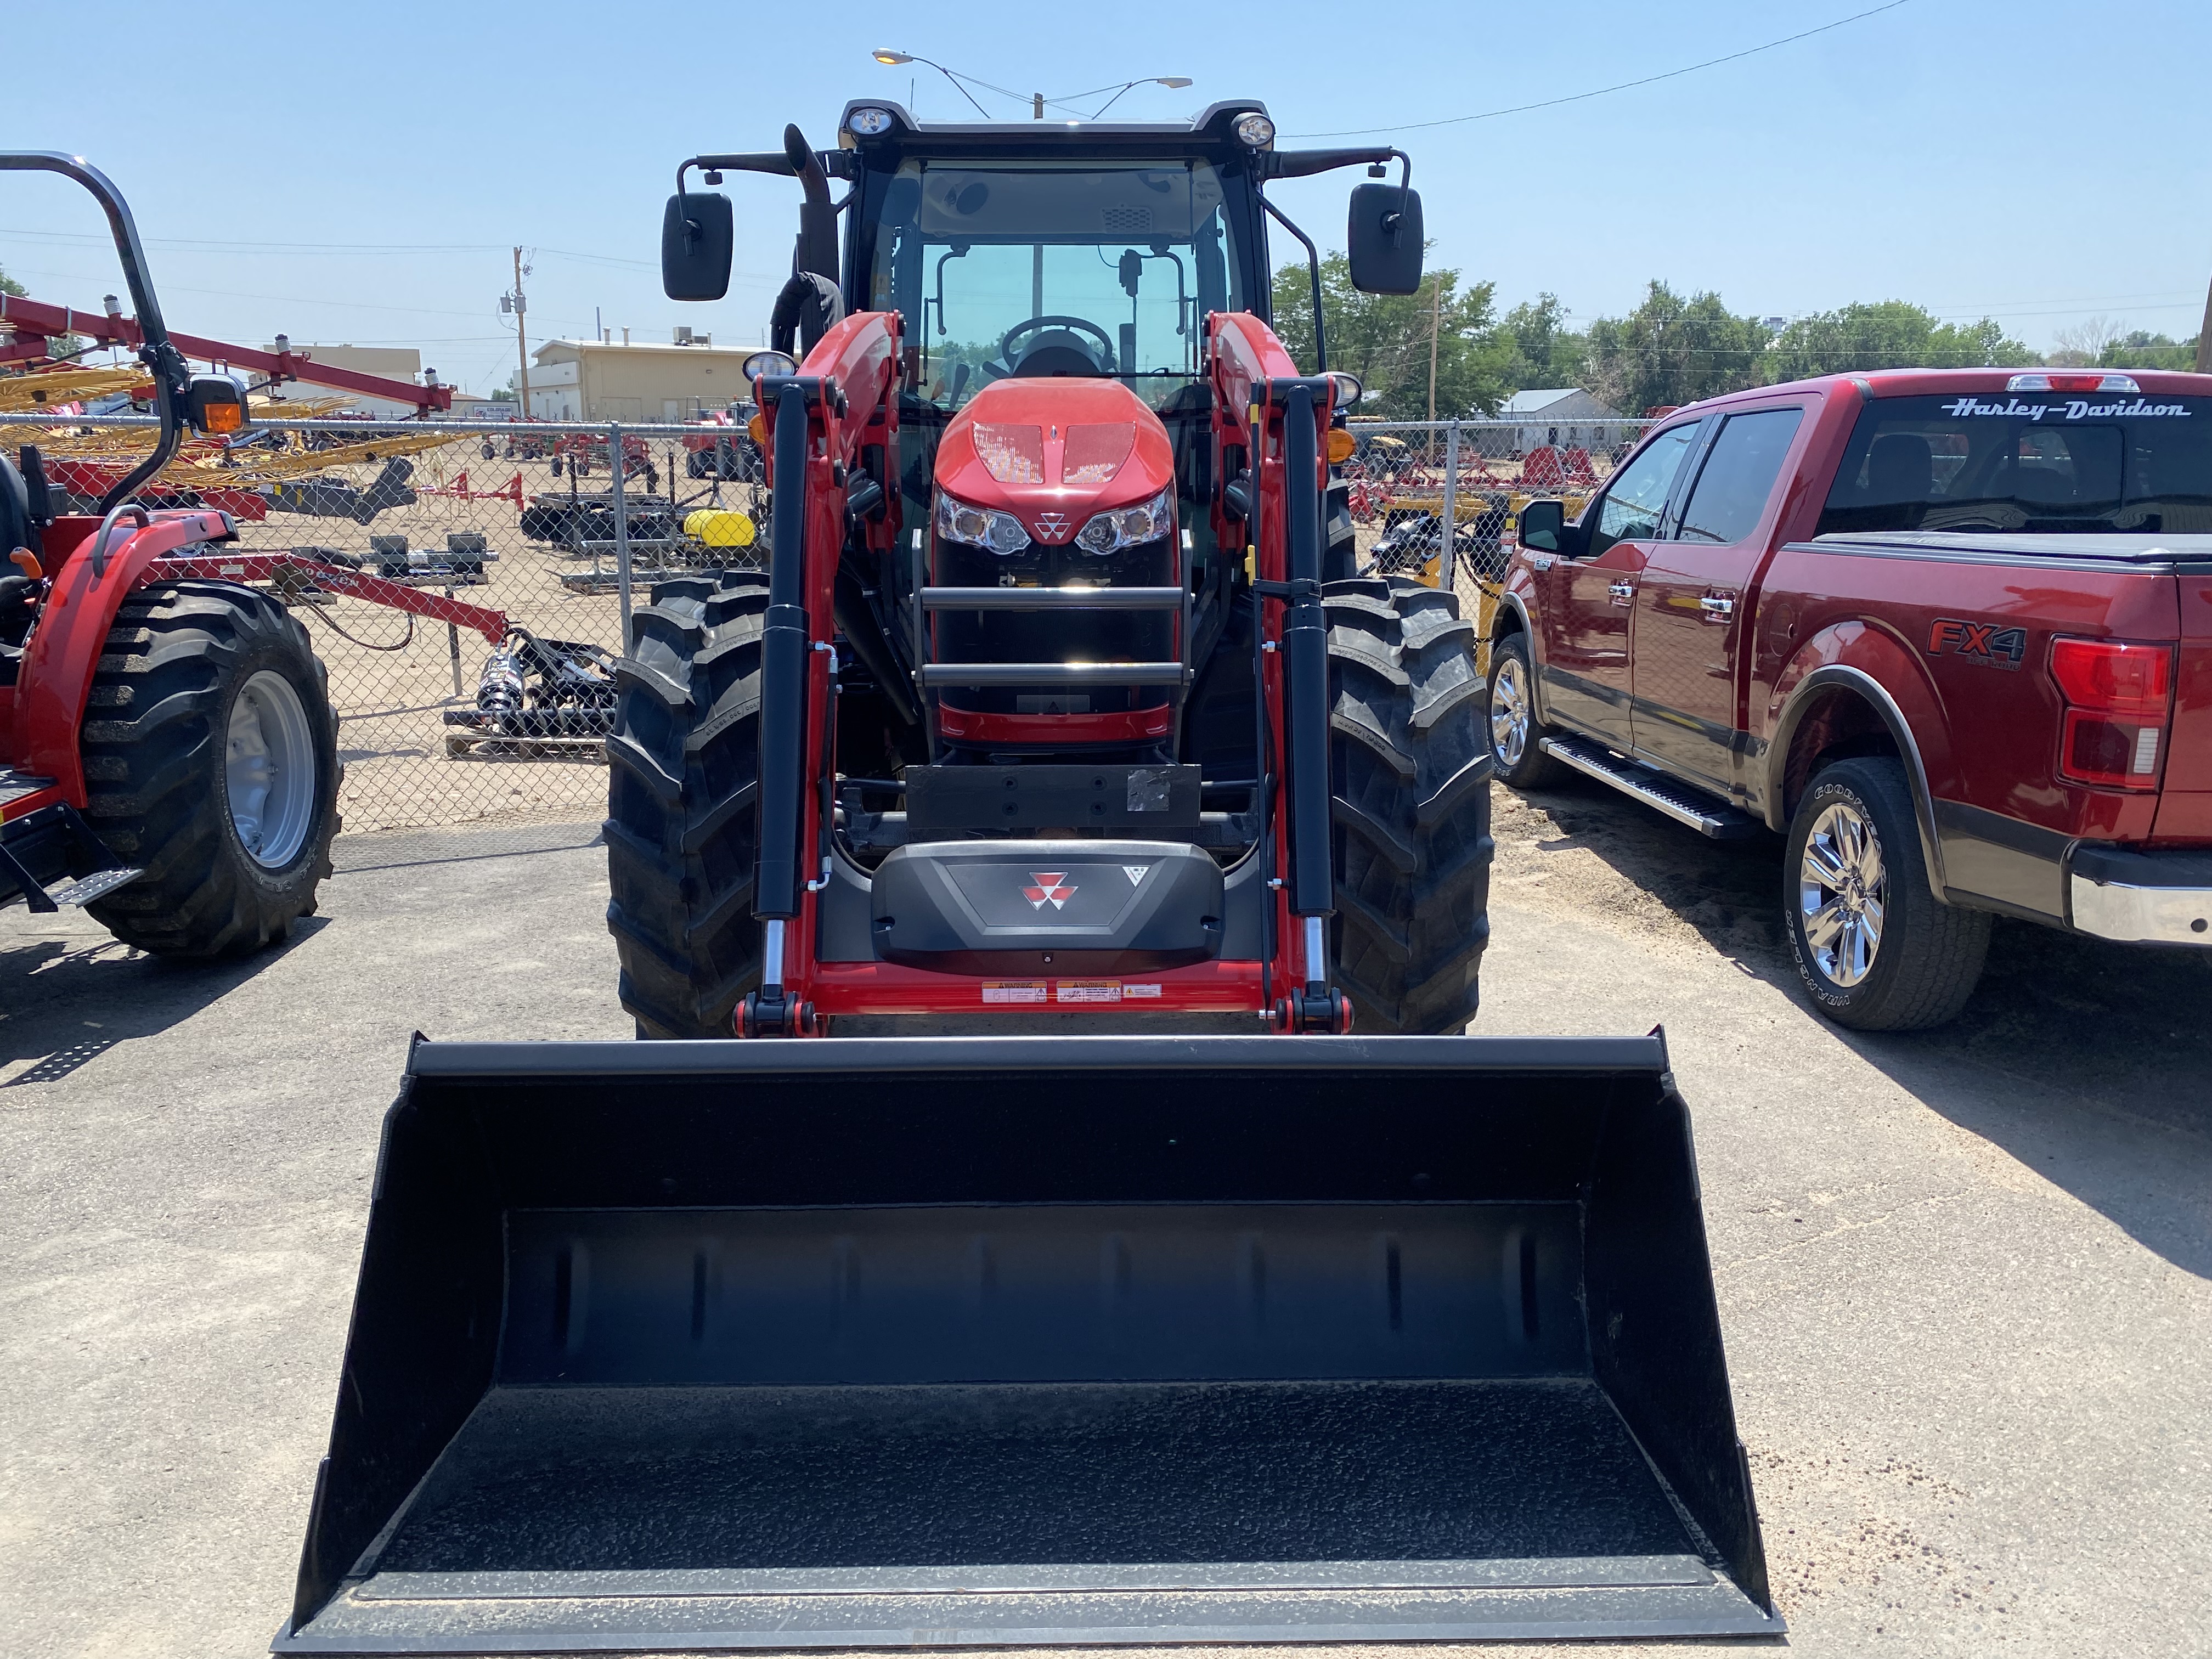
xmin=1207 ymin=311 xmax=1356 ymax=1028
xmin=747 ymin=309 xmax=904 ymax=1036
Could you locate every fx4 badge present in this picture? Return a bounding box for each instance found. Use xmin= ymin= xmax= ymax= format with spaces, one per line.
xmin=1023 ymin=872 xmax=1076 ymax=910
xmin=1927 ymin=617 xmax=2025 ymax=670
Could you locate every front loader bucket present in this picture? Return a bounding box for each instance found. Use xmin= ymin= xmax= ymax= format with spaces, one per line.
xmin=279 ymin=1036 xmax=1781 ymax=1652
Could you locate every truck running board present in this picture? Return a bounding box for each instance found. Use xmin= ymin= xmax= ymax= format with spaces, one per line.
xmin=1538 ymin=736 xmax=1763 ymax=840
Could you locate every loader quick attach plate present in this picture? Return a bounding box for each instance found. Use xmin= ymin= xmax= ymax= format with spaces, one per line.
xmin=278 ymin=1037 xmax=1781 ymax=1654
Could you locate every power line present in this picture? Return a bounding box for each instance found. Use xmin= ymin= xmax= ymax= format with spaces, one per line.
xmin=1284 ymin=0 xmax=1913 ymax=138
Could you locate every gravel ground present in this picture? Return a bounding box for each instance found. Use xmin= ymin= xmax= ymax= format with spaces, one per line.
xmin=1 ymin=789 xmax=2206 ymax=1658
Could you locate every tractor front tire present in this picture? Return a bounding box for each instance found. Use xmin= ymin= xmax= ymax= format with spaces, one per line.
xmin=1325 ymin=576 xmax=1495 ymax=1035
xmin=81 ymin=580 xmax=339 ymax=956
xmin=604 ymin=571 xmax=771 ymax=1039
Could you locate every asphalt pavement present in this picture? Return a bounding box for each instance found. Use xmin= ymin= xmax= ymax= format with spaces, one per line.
xmin=1 ymin=809 xmax=2205 ymax=1658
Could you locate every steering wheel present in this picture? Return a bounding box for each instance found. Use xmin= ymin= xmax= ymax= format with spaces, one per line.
xmin=998 ymin=315 xmax=1116 ymax=376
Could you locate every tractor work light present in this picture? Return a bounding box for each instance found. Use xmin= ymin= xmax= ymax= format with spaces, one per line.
xmin=848 ymin=106 xmax=895 ymax=137
xmin=936 ymin=492 xmax=1032 ymax=555
xmin=742 ymin=349 xmax=798 ymax=383
xmin=1075 ymin=486 xmax=1172 ymax=554
xmin=2008 ymin=371 xmax=2141 ymax=394
xmin=1233 ymin=112 xmax=1276 ymax=149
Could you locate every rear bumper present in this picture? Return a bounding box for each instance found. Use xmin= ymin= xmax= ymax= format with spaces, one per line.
xmin=2067 ymin=844 xmax=2212 ymax=946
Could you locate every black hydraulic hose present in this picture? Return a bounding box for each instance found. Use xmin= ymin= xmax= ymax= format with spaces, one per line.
xmin=1278 ymin=381 xmax=1334 ymax=924
xmin=753 ymin=380 xmax=812 ymax=921
xmin=1260 ymin=196 xmax=1327 ymax=374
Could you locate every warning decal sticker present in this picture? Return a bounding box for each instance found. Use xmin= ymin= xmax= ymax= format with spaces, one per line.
xmin=981 ymin=982 xmax=1048 ymax=1005
xmin=1055 ymin=981 xmax=1124 ymax=1003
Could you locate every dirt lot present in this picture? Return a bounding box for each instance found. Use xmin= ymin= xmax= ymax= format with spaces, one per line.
xmin=1 ymin=779 xmax=2207 ymax=1658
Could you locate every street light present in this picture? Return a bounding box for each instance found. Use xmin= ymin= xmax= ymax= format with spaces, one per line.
xmin=871 ymin=52 xmax=1192 ymax=121
xmin=869 ymin=49 xmax=992 ymax=119
xmin=1077 ymin=77 xmax=1194 ymax=119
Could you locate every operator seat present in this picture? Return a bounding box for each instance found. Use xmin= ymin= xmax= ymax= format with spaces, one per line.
xmin=1008 ymin=334 xmax=1110 ymax=378
xmin=0 ymin=451 xmax=35 ymax=682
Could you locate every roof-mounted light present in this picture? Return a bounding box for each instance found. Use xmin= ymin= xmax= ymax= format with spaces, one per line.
xmin=847 ymin=105 xmax=894 ymax=137
xmin=2008 ymin=371 xmax=2141 ymax=394
xmin=1233 ymin=112 xmax=1276 ymax=149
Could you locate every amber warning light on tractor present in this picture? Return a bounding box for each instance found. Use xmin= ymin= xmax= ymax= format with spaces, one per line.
xmin=183 ymin=370 xmax=249 ymax=436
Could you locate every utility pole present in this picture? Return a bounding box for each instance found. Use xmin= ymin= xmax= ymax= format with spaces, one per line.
xmin=1033 ymin=92 xmax=1045 ymax=119
xmin=1426 ymin=275 xmax=1443 ymax=430
xmin=2196 ymin=268 xmax=2212 ymax=375
xmin=510 ymin=247 xmax=531 ymax=415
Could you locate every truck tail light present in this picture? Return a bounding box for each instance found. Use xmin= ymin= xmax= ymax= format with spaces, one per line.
xmin=2049 ymin=636 xmax=2172 ymax=790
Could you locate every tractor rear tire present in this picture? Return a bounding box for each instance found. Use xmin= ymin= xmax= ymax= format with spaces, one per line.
xmin=80 ymin=580 xmax=340 ymax=957
xmin=1325 ymin=576 xmax=1495 ymax=1035
xmin=604 ymin=571 xmax=772 ymax=1039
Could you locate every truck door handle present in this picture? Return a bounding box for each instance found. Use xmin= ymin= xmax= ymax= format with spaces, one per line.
xmin=1608 ymin=582 xmax=1635 ymax=606
xmin=1699 ymin=595 xmax=1734 ymax=620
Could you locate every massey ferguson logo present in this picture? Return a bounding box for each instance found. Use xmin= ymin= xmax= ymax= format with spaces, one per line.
xmin=1034 ymin=512 xmax=1070 ymax=542
xmin=1023 ymin=872 xmax=1077 ymax=910
xmin=1927 ymin=617 xmax=2025 ymax=670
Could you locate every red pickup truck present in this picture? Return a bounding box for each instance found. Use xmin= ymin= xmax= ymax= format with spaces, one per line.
xmin=1487 ymin=368 xmax=2212 ymax=1029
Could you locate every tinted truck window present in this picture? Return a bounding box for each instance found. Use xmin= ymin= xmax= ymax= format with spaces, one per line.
xmin=1677 ymin=408 xmax=1804 ymax=545
xmin=1817 ymin=392 xmax=2212 ymax=535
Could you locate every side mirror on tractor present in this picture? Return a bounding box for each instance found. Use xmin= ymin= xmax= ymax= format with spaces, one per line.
xmin=662 ymin=189 xmax=734 ymax=301
xmin=1346 ymin=180 xmax=1423 ymax=295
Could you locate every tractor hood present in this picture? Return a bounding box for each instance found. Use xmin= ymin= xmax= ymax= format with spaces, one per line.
xmin=935 ymin=379 xmax=1175 ymax=549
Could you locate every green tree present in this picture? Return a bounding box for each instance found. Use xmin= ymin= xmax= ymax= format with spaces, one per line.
xmin=1765 ymin=300 xmax=2040 ymax=380
xmin=2098 ymin=329 xmax=2200 ymax=373
xmin=1579 ymin=282 xmax=1773 ymax=413
xmin=1498 ymin=292 xmax=1587 ymax=394
xmin=0 ymin=264 xmax=86 ymax=362
xmin=1270 ymin=251 xmax=1512 ymax=418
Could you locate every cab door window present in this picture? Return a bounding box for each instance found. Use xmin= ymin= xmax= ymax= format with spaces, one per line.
xmin=1588 ymin=424 xmax=1700 ymax=557
xmin=1675 ymin=409 xmax=1805 ymax=545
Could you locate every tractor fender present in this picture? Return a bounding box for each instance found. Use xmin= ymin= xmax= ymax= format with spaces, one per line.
xmin=1762 ymin=619 xmax=1954 ymax=898
xmin=14 ymin=510 xmax=237 ymax=801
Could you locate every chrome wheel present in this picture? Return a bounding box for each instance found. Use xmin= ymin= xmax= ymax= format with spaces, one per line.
xmin=1799 ymin=799 xmax=1886 ymax=986
xmin=1490 ymin=654 xmax=1532 ymax=770
xmin=226 ymin=669 xmax=317 ymax=868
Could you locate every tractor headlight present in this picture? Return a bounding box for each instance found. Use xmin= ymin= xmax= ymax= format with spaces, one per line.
xmin=1233 ymin=111 xmax=1276 ymax=149
xmin=935 ymin=491 xmax=1031 ymax=555
xmin=1074 ymin=487 xmax=1173 ymax=555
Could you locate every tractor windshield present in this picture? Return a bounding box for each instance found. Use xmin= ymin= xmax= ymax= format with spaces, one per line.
xmin=865 ymin=159 xmax=1249 ymax=411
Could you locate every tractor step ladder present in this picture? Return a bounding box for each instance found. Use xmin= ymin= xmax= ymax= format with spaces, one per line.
xmin=1538 ymin=735 xmax=1763 ymax=840
xmin=0 ymin=781 xmax=145 ymax=913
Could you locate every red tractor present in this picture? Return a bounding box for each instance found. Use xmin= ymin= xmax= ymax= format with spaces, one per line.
xmin=607 ymin=103 xmax=1492 ymax=1037
xmin=1 ymin=152 xmax=341 ymax=950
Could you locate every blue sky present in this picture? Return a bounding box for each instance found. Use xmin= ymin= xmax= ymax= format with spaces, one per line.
xmin=5 ymin=0 xmax=2207 ymax=396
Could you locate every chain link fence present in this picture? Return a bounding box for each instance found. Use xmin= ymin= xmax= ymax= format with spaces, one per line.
xmin=1344 ymin=416 xmax=1650 ymax=664
xmin=16 ymin=410 xmax=1647 ymax=832
xmin=21 ymin=414 xmax=766 ymax=833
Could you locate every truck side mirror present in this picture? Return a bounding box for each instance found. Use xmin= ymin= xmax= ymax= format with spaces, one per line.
xmin=1346 ymin=182 xmax=1423 ymax=295
xmin=1519 ymin=498 xmax=1566 ymax=554
xmin=662 ymin=191 xmax=733 ymax=301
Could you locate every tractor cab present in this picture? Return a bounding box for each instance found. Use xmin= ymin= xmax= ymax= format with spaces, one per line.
xmin=659 ymin=101 xmax=1423 ymax=778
